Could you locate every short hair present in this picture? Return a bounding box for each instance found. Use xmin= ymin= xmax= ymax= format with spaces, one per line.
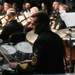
xmin=52 ymin=1 xmax=59 ymax=8
xmin=7 ymin=8 xmax=16 ymax=16
xmin=12 ymin=3 xmax=17 ymax=6
xmin=31 ymin=11 xmax=50 ymax=26
xmin=30 ymin=7 xmax=39 ymax=16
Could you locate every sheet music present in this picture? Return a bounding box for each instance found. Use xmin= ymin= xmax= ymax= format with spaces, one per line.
xmin=18 ymin=15 xmax=25 ymax=22
xmin=18 ymin=15 xmax=27 ymax=26
xmin=60 ymin=12 xmax=75 ymax=27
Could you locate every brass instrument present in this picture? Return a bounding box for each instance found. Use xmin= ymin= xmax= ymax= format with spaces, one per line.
xmin=16 ymin=12 xmax=31 ymax=26
xmin=0 ymin=14 xmax=19 ymax=26
xmin=55 ymin=22 xmax=61 ymax=30
xmin=0 ymin=15 xmax=7 ymax=21
xmin=19 ymin=11 xmax=31 ymax=23
xmin=20 ymin=16 xmax=30 ymax=23
xmin=0 ymin=15 xmax=9 ymax=27
xmin=0 ymin=13 xmax=30 ymax=27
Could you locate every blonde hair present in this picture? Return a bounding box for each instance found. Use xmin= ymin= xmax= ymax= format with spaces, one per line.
xmin=59 ymin=4 xmax=69 ymax=11
xmin=62 ymin=5 xmax=68 ymax=11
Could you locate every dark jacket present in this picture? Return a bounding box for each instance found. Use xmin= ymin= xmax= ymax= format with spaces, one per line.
xmin=16 ymin=28 xmax=65 ymax=74
xmin=0 ymin=20 xmax=24 ymax=42
xmin=33 ymin=28 xmax=65 ymax=74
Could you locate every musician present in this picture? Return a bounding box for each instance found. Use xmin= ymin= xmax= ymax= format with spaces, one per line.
xmin=53 ymin=4 xmax=68 ymax=30
xmin=53 ymin=14 xmax=67 ymax=30
xmin=25 ymin=3 xmax=31 ymax=12
xmin=21 ymin=2 xmax=31 ymax=15
xmin=9 ymin=11 xmax=66 ymax=74
xmin=3 ymin=2 xmax=11 ymax=15
xmin=12 ymin=3 xmax=20 ymax=15
xmin=41 ymin=3 xmax=47 ymax=13
xmin=0 ymin=4 xmax=4 ymax=15
xmin=0 ymin=8 xmax=24 ymax=43
xmin=20 ymin=3 xmax=26 ymax=15
xmin=50 ymin=1 xmax=60 ymax=19
xmin=50 ymin=2 xmax=67 ymax=30
xmin=23 ymin=6 xmax=39 ymax=34
xmin=49 ymin=1 xmax=60 ymax=29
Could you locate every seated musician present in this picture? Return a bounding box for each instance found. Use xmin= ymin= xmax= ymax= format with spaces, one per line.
xmin=23 ymin=6 xmax=39 ymax=34
xmin=9 ymin=11 xmax=66 ymax=74
xmin=49 ymin=1 xmax=60 ymax=29
xmin=50 ymin=2 xmax=67 ymax=30
xmin=0 ymin=8 xmax=24 ymax=43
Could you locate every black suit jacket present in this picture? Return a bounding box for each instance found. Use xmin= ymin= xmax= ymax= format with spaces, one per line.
xmin=0 ymin=20 xmax=24 ymax=42
xmin=33 ymin=28 xmax=65 ymax=74
xmin=16 ymin=28 xmax=65 ymax=74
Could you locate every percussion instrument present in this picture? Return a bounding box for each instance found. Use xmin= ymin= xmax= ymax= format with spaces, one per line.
xmin=51 ymin=28 xmax=57 ymax=33
xmin=56 ymin=28 xmax=75 ymax=60
xmin=26 ymin=29 xmax=57 ymax=44
xmin=1 ymin=64 xmax=16 ymax=75
xmin=0 ymin=44 xmax=17 ymax=64
xmin=65 ymin=43 xmax=75 ymax=60
xmin=15 ymin=42 xmax=33 ymax=61
xmin=56 ymin=28 xmax=75 ymax=40
xmin=1 ymin=44 xmax=16 ymax=55
xmin=26 ymin=30 xmax=38 ymax=44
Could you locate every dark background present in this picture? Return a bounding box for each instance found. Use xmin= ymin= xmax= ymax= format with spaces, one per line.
xmin=0 ymin=0 xmax=75 ymax=13
xmin=2 ymin=0 xmax=66 ymax=10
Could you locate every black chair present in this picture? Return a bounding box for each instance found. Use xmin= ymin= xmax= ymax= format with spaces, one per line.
xmin=8 ymin=32 xmax=26 ymax=45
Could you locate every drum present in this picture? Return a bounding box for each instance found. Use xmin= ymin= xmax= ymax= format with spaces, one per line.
xmin=0 ymin=44 xmax=17 ymax=64
xmin=26 ymin=30 xmax=38 ymax=44
xmin=1 ymin=64 xmax=17 ymax=75
xmin=63 ymin=40 xmax=75 ymax=60
xmin=55 ymin=28 xmax=75 ymax=60
xmin=15 ymin=42 xmax=33 ymax=61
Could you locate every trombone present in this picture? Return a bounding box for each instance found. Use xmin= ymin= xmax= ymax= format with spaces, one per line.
xmin=0 ymin=15 xmax=7 ymax=21
xmin=19 ymin=16 xmax=30 ymax=23
xmin=0 ymin=13 xmax=30 ymax=26
xmin=0 ymin=15 xmax=8 ymax=28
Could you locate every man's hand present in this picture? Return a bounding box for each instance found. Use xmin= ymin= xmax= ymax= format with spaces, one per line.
xmin=9 ymin=62 xmax=17 ymax=69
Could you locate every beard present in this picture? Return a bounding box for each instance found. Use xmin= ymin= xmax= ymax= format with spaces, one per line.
xmin=34 ymin=24 xmax=44 ymax=34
